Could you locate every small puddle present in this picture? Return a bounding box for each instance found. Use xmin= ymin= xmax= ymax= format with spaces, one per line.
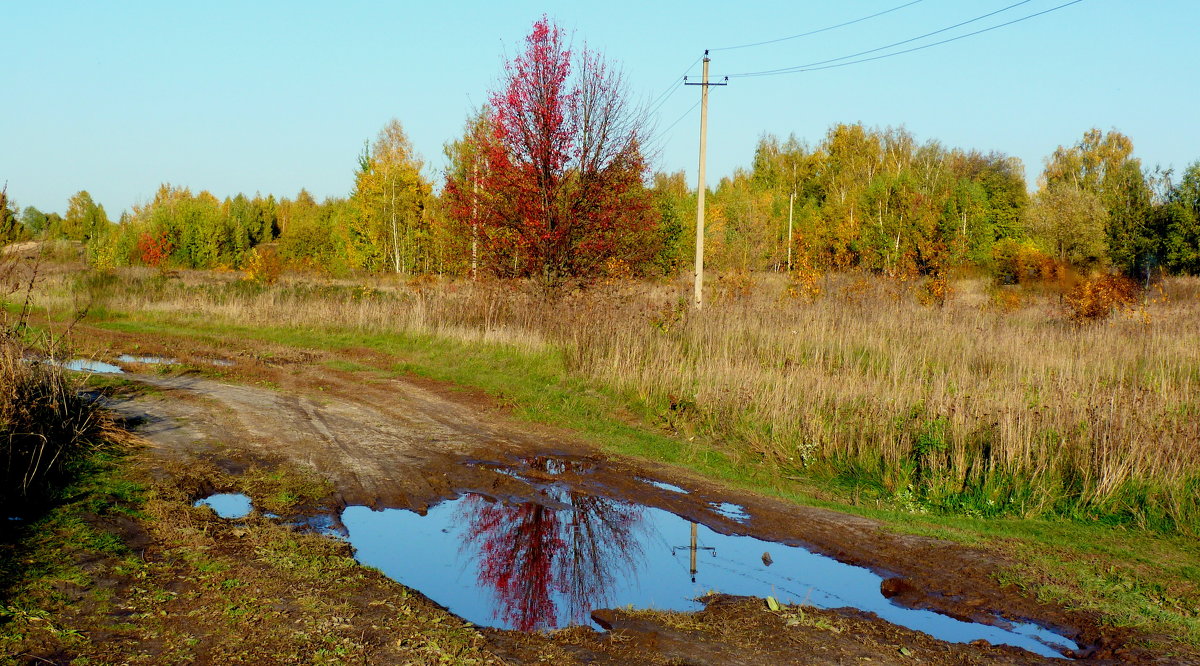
xmin=710 ymin=501 xmax=750 ymax=522
xmin=340 ymin=462 xmax=1077 ymax=658
xmin=61 ymin=359 xmax=124 ymax=374
xmin=116 ymin=354 xmax=178 ymax=365
xmin=639 ymin=478 xmax=688 ymax=494
xmin=195 ymin=493 xmax=252 ymax=519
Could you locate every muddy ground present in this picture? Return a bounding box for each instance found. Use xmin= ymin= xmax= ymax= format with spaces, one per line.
xmin=11 ymin=326 xmax=1188 ymax=664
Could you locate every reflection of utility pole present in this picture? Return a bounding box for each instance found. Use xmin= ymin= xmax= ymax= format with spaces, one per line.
xmin=690 ymin=522 xmax=697 ymax=580
xmin=684 ymin=51 xmax=728 ymax=310
xmin=672 ymin=522 xmax=716 ymax=583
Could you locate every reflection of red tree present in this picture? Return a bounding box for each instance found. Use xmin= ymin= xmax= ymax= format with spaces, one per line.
xmin=460 ymin=469 xmax=643 ymax=631
xmin=468 ymin=499 xmax=564 ymax=631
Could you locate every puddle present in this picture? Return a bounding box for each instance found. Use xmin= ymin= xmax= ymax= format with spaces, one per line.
xmin=639 ymin=478 xmax=688 ymax=494
xmin=195 ymin=493 xmax=252 ymax=519
xmin=61 ymin=359 xmax=124 ymax=374
xmin=710 ymin=501 xmax=750 ymax=522
xmin=116 ymin=354 xmax=177 ymax=365
xmin=205 ymin=358 xmax=236 ymax=367
xmin=340 ymin=464 xmax=1077 ymax=658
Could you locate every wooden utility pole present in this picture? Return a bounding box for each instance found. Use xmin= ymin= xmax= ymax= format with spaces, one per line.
xmin=787 ymin=190 xmax=795 ymax=272
xmin=471 ymin=161 xmax=479 ymax=281
xmin=685 ymin=52 xmax=727 ymax=309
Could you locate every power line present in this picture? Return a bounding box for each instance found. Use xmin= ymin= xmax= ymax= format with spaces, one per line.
xmin=732 ymin=0 xmax=1085 ymax=78
xmin=646 ymin=55 xmax=703 ymax=116
xmin=649 ymin=99 xmax=701 ymax=149
xmin=712 ymin=0 xmax=925 ymax=52
xmin=733 ymin=0 xmax=1035 ymax=76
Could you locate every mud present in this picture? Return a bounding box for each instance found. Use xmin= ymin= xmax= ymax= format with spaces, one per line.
xmin=87 ymin=331 xmax=1175 ymax=664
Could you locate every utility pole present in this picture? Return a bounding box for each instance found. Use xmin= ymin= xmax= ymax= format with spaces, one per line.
xmin=471 ymin=161 xmax=479 ymax=281
xmin=787 ymin=190 xmax=795 ymax=272
xmin=786 ymin=162 xmax=796 ymax=272
xmin=685 ymin=52 xmax=727 ymax=309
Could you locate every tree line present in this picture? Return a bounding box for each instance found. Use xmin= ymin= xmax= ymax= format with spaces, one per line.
xmin=4 ymin=19 xmax=1199 ymax=283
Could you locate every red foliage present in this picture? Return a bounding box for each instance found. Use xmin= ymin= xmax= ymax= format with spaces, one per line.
xmin=136 ymin=231 xmax=173 ymax=269
xmin=458 ymin=458 xmax=642 ymax=631
xmin=447 ymin=17 xmax=659 ymax=285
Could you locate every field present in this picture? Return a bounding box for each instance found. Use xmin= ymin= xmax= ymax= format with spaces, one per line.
xmin=54 ymin=264 xmax=1200 ymax=531
xmin=4 ymin=254 xmax=1200 ymax=663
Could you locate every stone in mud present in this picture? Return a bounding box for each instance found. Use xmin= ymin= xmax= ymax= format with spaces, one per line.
xmin=880 ymin=576 xmax=915 ymax=599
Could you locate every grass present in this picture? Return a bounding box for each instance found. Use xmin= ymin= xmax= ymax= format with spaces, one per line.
xmin=17 ymin=264 xmax=1200 ymax=651
xmin=1 ymin=451 xmax=500 ymax=664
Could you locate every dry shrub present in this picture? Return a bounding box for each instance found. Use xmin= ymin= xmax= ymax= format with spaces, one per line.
xmin=243 ymin=246 xmax=284 ymax=285
xmin=988 ymin=288 xmax=1023 ymax=313
xmin=783 ymin=258 xmax=823 ymax=303
xmin=992 ymin=239 xmax=1066 ymax=286
xmin=916 ymin=274 xmax=954 ymax=308
xmin=716 ymin=269 xmax=756 ymax=303
xmin=837 ymin=275 xmax=872 ymax=304
xmin=0 ymin=335 xmax=114 ymax=507
xmin=599 ymin=257 xmax=635 ymax=286
xmin=1063 ymin=274 xmax=1141 ymax=324
xmin=407 ymin=272 xmax=438 ymax=292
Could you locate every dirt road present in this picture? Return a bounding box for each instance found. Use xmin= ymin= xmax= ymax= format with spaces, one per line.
xmin=86 ymin=339 xmax=1171 ymax=664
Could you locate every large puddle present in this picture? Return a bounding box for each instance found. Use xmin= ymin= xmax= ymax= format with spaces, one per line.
xmin=337 ymin=460 xmax=1078 ymax=658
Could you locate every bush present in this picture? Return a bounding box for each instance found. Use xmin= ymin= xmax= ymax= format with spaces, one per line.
xmin=243 ymin=246 xmax=285 ymax=285
xmin=991 ymin=238 xmax=1064 ymax=286
xmin=1063 ymin=274 xmax=1141 ymax=324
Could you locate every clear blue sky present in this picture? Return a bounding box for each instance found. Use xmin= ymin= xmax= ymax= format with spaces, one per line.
xmin=4 ymin=1 xmax=1197 ymax=216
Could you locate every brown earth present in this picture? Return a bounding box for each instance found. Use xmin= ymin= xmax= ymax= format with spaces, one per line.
xmin=35 ymin=327 xmax=1188 ymax=664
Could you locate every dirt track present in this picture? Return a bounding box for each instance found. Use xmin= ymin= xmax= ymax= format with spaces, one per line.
xmin=96 ymin=345 xmax=1173 ymax=664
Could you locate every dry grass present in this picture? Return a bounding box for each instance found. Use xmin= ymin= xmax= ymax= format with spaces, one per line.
xmin=43 ymin=267 xmax=1200 ymax=532
xmin=0 ymin=333 xmax=120 ymax=509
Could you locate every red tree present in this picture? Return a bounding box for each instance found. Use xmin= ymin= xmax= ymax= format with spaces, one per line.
xmin=136 ymin=231 xmax=174 ymax=269
xmin=446 ymin=17 xmax=659 ymax=285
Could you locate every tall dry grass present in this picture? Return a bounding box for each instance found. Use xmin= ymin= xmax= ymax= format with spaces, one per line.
xmin=53 ymin=268 xmax=1200 ymax=531
xmin=0 ymin=333 xmax=116 ymax=512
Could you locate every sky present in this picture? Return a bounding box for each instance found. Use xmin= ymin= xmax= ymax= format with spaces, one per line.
xmin=4 ymin=0 xmax=1198 ymax=216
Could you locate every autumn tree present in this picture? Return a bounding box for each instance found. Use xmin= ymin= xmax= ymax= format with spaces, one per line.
xmin=354 ymin=119 xmax=430 ymax=274
xmin=443 ymin=109 xmax=496 ymax=279
xmin=1160 ymin=161 xmax=1200 ymax=274
xmin=1024 ymin=183 xmax=1108 ymax=267
xmin=19 ymin=206 xmax=49 ymax=236
xmin=59 ymin=190 xmax=110 ymax=242
xmin=1042 ymin=128 xmax=1153 ymax=275
xmin=464 ymin=17 xmax=658 ymax=285
xmin=0 ymin=185 xmax=24 ymax=245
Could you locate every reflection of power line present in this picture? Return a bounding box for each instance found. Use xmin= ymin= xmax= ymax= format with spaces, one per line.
xmin=671 ymin=522 xmax=716 ymax=583
xmin=704 ymin=553 xmax=855 ymax=609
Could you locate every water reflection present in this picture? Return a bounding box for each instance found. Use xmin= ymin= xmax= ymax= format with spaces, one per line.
xmin=459 ymin=460 xmax=644 ymax=630
xmin=340 ymin=461 xmax=1079 ymax=657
